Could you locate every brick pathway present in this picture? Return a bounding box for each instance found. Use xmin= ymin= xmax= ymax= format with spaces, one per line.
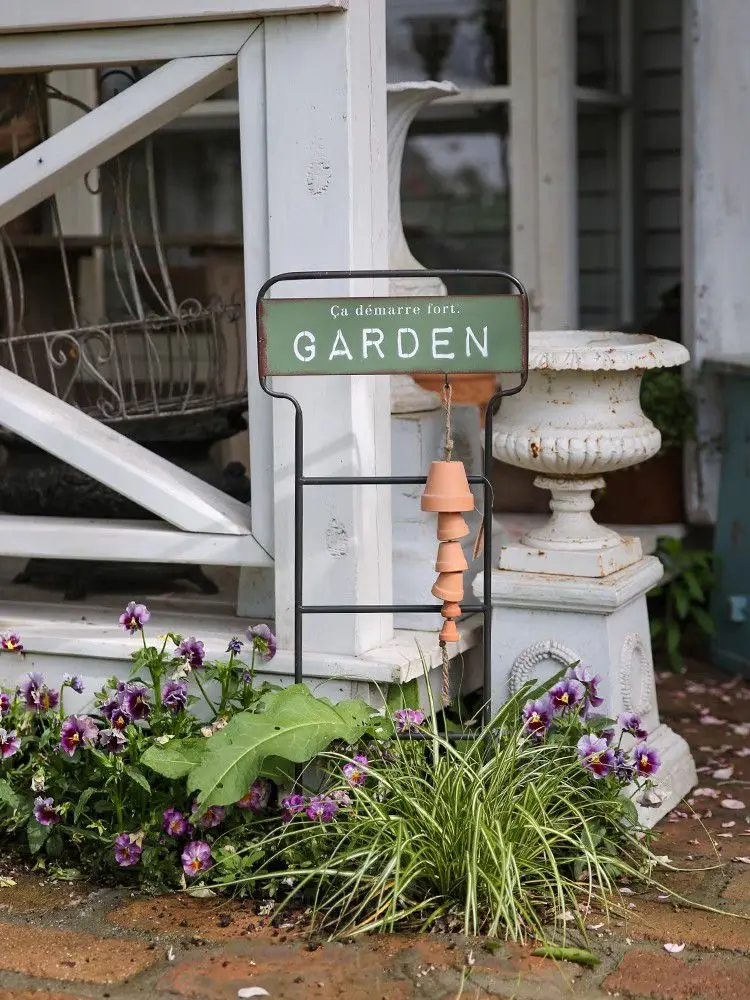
xmin=0 ymin=662 xmax=749 ymax=1000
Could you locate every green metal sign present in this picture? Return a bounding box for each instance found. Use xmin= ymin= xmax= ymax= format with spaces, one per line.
xmin=258 ymin=294 xmax=525 ymax=376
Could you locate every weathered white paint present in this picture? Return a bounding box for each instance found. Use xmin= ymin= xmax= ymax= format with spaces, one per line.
xmin=47 ymin=69 xmax=105 ymax=323
xmin=509 ymin=0 xmax=577 ymax=330
xmin=682 ymin=0 xmax=750 ymax=524
xmin=263 ymin=4 xmax=392 ymax=656
xmin=0 ymin=602 xmax=478 ymax=699
xmin=0 ymin=517 xmax=271 ymax=566
xmin=237 ymin=26 xmax=274 ymax=558
xmin=0 ymin=367 xmax=254 ymax=536
xmin=0 ymin=22 xmax=258 ymax=71
xmin=0 ymin=1 xmax=346 ymax=33
xmin=0 ymin=55 xmax=237 ymax=229
xmin=480 ymin=558 xmax=697 ymax=825
xmin=493 ymin=330 xmax=689 ymax=576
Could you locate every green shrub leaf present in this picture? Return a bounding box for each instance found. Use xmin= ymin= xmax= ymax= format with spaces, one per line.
xmin=532 ymin=946 xmax=600 ymax=967
xmin=187 ymin=684 xmax=377 ymax=808
xmin=124 ymin=767 xmax=152 ymax=794
xmin=141 ymin=738 xmax=207 ymax=779
xmin=0 ymin=779 xmax=19 ymax=812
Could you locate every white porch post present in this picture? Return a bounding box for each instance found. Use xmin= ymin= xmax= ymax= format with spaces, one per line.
xmin=682 ymin=0 xmax=750 ymax=523
xmin=509 ymin=0 xmax=577 ymax=330
xmin=261 ymin=6 xmax=393 ymax=655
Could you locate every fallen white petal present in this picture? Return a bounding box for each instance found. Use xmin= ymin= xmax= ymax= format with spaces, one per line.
xmin=722 ymin=821 xmax=737 ymax=828
xmin=700 ymin=715 xmax=725 ymax=725
xmin=717 ymin=833 xmax=734 ymax=838
xmin=734 ymin=856 xmax=750 ymax=864
xmin=693 ymin=788 xmax=721 ymax=798
xmin=166 ymin=946 xmax=175 ymax=962
xmin=663 ymin=943 xmax=685 ymax=954
xmin=238 ymin=990 xmax=270 ymax=998
xmin=721 ymin=798 xmax=747 ymax=810
xmin=734 ymin=748 xmax=750 ymax=757
xmin=657 ymin=894 xmax=670 ymax=900
xmin=712 ymin=766 xmax=735 ymax=780
xmin=619 ymin=887 xmax=634 ymax=895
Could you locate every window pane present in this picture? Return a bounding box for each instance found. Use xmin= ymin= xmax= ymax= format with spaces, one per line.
xmin=577 ymin=0 xmax=620 ymax=91
xmin=387 ymin=1 xmax=508 ymax=87
xmin=578 ymin=108 xmax=621 ymax=328
xmin=401 ymin=103 xmax=511 ymax=293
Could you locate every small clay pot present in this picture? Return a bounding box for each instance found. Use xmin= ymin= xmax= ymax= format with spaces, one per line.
xmin=432 ymin=571 xmax=464 ymax=602
xmin=421 ymin=460 xmax=474 ymax=513
xmin=435 ymin=540 xmax=469 ymax=573
xmin=440 ymin=601 xmax=462 ymax=620
xmin=437 ymin=512 xmax=470 ymax=541
xmin=439 ymin=619 xmax=460 ymax=643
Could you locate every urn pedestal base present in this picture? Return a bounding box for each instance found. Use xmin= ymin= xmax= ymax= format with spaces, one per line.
xmin=498 ymin=476 xmax=643 ymax=577
xmin=478 ymin=557 xmax=697 ymax=827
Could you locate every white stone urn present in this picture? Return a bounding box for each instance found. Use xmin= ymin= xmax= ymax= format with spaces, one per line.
xmin=387 ymin=80 xmax=458 ymax=415
xmin=493 ymin=330 xmax=690 ymax=577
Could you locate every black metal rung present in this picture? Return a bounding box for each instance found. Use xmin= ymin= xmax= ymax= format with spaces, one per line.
xmin=300 ymin=603 xmax=486 ymax=615
xmin=301 ymin=475 xmax=490 ymax=486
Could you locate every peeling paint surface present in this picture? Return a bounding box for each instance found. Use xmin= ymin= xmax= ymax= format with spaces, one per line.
xmin=326 ymin=515 xmax=348 ymax=557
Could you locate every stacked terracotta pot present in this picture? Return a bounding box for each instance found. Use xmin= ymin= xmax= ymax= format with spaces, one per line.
xmin=421 ymin=461 xmax=475 ymax=643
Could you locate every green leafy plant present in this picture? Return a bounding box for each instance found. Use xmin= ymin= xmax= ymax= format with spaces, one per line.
xmin=640 ymin=369 xmax=695 ymax=453
xmin=648 ymin=536 xmax=716 ymax=669
xmin=209 ymin=664 xmax=659 ymax=941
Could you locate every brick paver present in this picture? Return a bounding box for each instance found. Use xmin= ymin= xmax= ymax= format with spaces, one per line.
xmin=603 ymin=947 xmax=750 ymax=1000
xmin=0 ymin=921 xmax=161 ymax=984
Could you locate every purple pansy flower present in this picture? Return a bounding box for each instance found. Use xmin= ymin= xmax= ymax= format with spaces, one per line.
xmin=634 ymin=744 xmax=661 ymax=777
xmin=0 ymin=692 xmax=10 ymax=715
xmin=393 ymin=708 xmax=426 ymax=733
xmin=119 ymin=601 xmax=150 ymax=634
xmin=237 ymin=778 xmax=272 ymax=812
xmin=577 ymin=734 xmax=615 ymax=779
xmin=59 ymin=715 xmax=98 ymax=756
xmin=181 ymin=840 xmax=212 ymax=877
xmin=331 ymin=789 xmax=352 ymax=807
xmin=226 ymin=637 xmax=244 ymax=657
xmin=613 ymin=748 xmax=636 ymax=782
xmin=549 ymin=678 xmax=585 ymax=714
xmin=191 ymin=801 xmax=225 ymax=829
xmin=33 ymin=796 xmax=60 ymax=826
xmin=177 ymin=637 xmax=205 ymax=670
xmin=566 ymin=664 xmax=604 ymax=708
xmin=99 ymin=728 xmax=127 ymax=754
xmin=101 ymin=693 xmax=132 ymax=731
xmin=280 ymin=793 xmax=306 ymax=823
xmin=163 ymin=808 xmax=190 ymax=838
xmin=246 ymin=624 xmax=277 ymax=662
xmin=618 ymin=713 xmax=648 ymax=741
xmin=122 ymin=683 xmax=150 ymax=721
xmin=306 ymin=795 xmax=339 ymax=822
xmin=342 ymin=754 xmax=369 ymax=787
xmin=114 ymin=832 xmax=143 ymax=867
xmin=62 ymin=674 xmax=85 ymax=694
xmin=0 ymin=632 xmax=23 ymax=654
xmin=161 ymin=679 xmax=188 ymax=713
xmin=522 ymin=697 xmax=553 ymax=738
xmin=0 ymin=728 xmax=20 ymax=759
xmin=19 ymin=673 xmax=59 ymax=713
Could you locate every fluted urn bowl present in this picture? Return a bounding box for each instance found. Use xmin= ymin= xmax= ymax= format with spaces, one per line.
xmin=492 ymin=330 xmax=690 ymax=576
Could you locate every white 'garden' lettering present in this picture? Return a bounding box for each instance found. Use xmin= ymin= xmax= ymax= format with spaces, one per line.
xmin=293 ymin=331 xmax=316 ymax=362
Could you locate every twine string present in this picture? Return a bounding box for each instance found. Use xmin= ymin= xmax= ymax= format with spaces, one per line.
xmin=442 ymin=377 xmax=454 ymax=462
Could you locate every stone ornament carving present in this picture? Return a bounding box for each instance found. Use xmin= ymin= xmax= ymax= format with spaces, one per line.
xmin=386 ymin=81 xmax=458 ymax=416
xmin=509 ymin=639 xmax=580 ymax=695
xmin=493 ymin=329 xmax=690 ymax=576
xmin=620 ymin=631 xmax=655 ymax=717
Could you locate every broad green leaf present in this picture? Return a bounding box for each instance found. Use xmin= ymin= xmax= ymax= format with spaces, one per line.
xmin=683 ymin=570 xmax=705 ymax=602
xmin=141 ymin=737 xmax=207 ymax=779
xmin=73 ymin=787 xmax=97 ymax=824
xmin=188 ymin=684 xmax=377 ymax=808
xmin=386 ymin=679 xmax=420 ymax=712
xmin=691 ymin=605 xmax=715 ymax=636
xmin=27 ymin=817 xmax=51 ymax=855
xmin=125 ymin=766 xmax=151 ymax=794
xmin=0 ymin=779 xmax=19 ymax=812
xmin=674 ymin=587 xmax=690 ymax=620
xmin=532 ymin=946 xmax=599 ymax=967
